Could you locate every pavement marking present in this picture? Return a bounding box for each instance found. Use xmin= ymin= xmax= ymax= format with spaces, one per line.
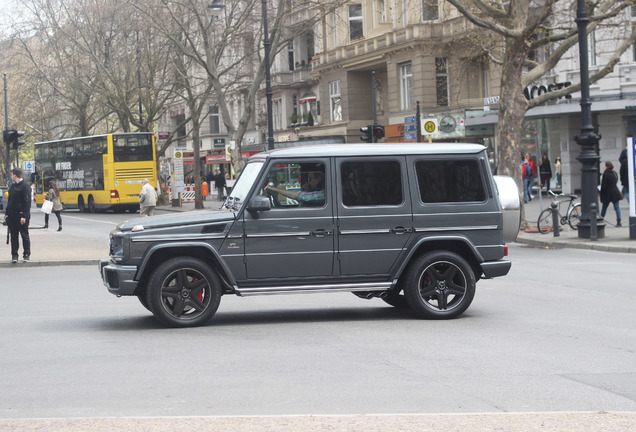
xmin=59 ymin=214 xmax=119 ymax=225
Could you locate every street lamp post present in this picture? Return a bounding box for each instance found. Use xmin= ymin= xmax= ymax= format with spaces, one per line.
xmin=574 ymin=0 xmax=605 ymax=239
xmin=261 ymin=0 xmax=275 ymax=150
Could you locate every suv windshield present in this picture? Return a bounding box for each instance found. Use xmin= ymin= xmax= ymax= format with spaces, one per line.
xmin=226 ymin=161 xmax=263 ymax=206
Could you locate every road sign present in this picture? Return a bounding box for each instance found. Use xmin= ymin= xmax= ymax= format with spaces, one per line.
xmin=158 ymin=132 xmax=170 ymax=140
xmin=423 ymin=119 xmax=437 ymax=134
xmin=404 ymin=123 xmax=417 ymax=133
xmin=404 ymin=115 xmax=416 ymax=124
xmin=22 ymin=160 xmax=34 ymax=175
xmin=214 ymin=138 xmax=226 ymax=148
xmin=404 ymin=132 xmax=417 ymax=141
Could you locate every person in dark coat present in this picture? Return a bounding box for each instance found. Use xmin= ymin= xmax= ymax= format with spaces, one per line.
xmin=214 ymin=170 xmax=226 ymax=201
xmin=4 ymin=167 xmax=31 ymax=263
xmin=600 ymin=161 xmax=623 ymax=227
xmin=619 ymin=148 xmax=629 ymax=204
xmin=539 ymin=152 xmax=552 ymax=194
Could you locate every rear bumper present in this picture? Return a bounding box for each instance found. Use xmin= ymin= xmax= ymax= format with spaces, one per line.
xmin=480 ymin=259 xmax=511 ymax=279
xmin=99 ymin=259 xmax=139 ymax=296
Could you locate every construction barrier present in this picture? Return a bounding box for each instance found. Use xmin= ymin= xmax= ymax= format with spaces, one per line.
xmin=168 ymin=183 xmax=197 ymax=203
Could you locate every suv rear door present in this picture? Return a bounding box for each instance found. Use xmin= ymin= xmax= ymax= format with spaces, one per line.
xmin=335 ymin=156 xmax=412 ymax=277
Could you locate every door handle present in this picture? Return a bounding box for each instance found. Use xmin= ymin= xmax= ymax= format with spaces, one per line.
xmin=311 ymin=229 xmax=332 ymax=237
xmin=391 ymin=226 xmax=410 ymax=234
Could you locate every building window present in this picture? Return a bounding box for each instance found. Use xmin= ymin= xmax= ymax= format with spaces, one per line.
xmin=288 ymin=42 xmax=295 ymax=71
xmin=401 ymin=0 xmax=408 ymax=27
xmin=273 ymin=98 xmax=283 ymax=131
xmin=400 ymin=62 xmax=413 ymax=111
xmin=349 ymin=4 xmax=363 ymax=41
xmin=209 ymin=106 xmax=220 ymax=134
xmin=330 ymin=80 xmax=342 ymax=122
xmin=436 ymin=57 xmax=449 ymax=107
xmin=376 ymin=0 xmax=386 ymax=24
xmin=421 ymin=0 xmax=439 ymax=21
xmin=588 ymin=31 xmax=597 ymax=67
xmin=332 ymin=12 xmax=338 ymax=48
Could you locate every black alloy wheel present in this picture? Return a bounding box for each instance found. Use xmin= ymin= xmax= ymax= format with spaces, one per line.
xmin=404 ymin=251 xmax=476 ymax=319
xmin=146 ymin=257 xmax=222 ymax=327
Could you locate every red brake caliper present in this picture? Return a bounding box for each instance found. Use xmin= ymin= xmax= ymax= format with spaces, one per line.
xmin=193 ymin=277 xmax=204 ymax=301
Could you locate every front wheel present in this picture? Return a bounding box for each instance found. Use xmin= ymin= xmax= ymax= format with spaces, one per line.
xmin=537 ymin=208 xmax=554 ymax=234
xmin=567 ymin=203 xmax=581 ymax=230
xmin=146 ymin=257 xmax=222 ymax=327
xmin=403 ymin=251 xmax=476 ymax=319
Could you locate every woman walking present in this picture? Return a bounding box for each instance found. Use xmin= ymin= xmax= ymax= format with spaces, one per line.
xmin=44 ymin=180 xmax=63 ymax=231
xmin=600 ymin=161 xmax=623 ymax=227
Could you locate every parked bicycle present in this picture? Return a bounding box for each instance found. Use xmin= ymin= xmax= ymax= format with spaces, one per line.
xmin=537 ymin=191 xmax=582 ymax=233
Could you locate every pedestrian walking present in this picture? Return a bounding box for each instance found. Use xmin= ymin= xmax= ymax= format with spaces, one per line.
xmin=555 ymin=157 xmax=562 ymax=189
xmin=44 ymin=180 xmax=63 ymax=231
xmin=139 ymin=178 xmax=157 ymax=217
xmin=522 ymin=154 xmax=534 ymax=203
xmin=600 ymin=161 xmax=623 ymax=227
xmin=539 ymin=152 xmax=552 ymax=194
xmin=619 ymin=148 xmax=629 ymax=204
xmin=4 ymin=167 xmax=31 ymax=263
xmin=214 ymin=170 xmax=226 ymax=201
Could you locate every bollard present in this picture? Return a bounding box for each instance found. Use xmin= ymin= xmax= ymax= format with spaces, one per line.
xmin=551 ymin=201 xmax=560 ymax=237
xmin=590 ymin=202 xmax=598 ymax=241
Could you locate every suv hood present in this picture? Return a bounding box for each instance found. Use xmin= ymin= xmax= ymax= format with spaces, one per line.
xmin=116 ymin=208 xmax=236 ymax=232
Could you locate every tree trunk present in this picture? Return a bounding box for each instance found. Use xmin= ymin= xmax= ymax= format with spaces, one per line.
xmin=497 ymin=37 xmax=529 ymax=228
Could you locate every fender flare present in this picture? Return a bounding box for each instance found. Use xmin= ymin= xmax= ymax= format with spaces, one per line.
xmin=135 ymin=241 xmax=238 ymax=286
xmin=393 ymin=235 xmax=484 ymax=279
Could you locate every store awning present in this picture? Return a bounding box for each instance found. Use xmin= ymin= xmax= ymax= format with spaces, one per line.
xmin=299 ymin=94 xmax=316 ymax=103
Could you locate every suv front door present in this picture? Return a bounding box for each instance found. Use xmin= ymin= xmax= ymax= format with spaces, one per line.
xmin=242 ymin=158 xmax=335 ymax=281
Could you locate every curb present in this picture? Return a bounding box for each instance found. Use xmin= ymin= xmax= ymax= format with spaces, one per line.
xmin=0 ymin=259 xmax=98 ymax=269
xmin=515 ymin=236 xmax=636 ymax=254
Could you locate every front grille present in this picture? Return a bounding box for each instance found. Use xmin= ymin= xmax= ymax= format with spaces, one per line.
xmin=115 ymin=168 xmax=154 ymax=180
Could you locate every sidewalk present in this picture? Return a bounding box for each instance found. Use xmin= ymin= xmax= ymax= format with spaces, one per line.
xmin=515 ymin=191 xmax=636 ymax=253
xmin=1 ymin=195 xmax=635 ymax=268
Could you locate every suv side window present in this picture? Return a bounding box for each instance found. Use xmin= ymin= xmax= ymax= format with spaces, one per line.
xmin=341 ymin=161 xmax=402 ymax=206
xmin=416 ymin=159 xmax=485 ymax=203
xmin=261 ymin=161 xmax=326 ymax=208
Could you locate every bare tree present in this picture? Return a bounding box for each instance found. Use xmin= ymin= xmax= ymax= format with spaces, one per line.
xmin=447 ymin=0 xmax=636 ymax=190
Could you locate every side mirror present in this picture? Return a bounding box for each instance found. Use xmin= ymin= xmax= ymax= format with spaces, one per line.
xmin=247 ymin=195 xmax=271 ymax=217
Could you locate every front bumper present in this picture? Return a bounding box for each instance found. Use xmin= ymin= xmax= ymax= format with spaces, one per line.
xmin=480 ymin=259 xmax=511 ymax=279
xmin=99 ymin=259 xmax=139 ymax=296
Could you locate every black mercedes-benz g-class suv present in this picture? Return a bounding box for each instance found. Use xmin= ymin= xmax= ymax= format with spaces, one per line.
xmin=100 ymin=144 xmax=520 ymax=327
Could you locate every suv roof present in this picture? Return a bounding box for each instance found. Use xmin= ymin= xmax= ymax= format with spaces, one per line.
xmin=250 ymin=143 xmax=486 ymax=161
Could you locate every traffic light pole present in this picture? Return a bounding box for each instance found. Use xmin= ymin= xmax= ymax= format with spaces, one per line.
xmin=372 ymin=71 xmax=377 ymax=143
xmin=4 ymin=72 xmax=10 ymax=187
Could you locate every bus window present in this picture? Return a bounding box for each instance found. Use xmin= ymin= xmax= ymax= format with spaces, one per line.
xmin=113 ymin=134 xmax=153 ymax=162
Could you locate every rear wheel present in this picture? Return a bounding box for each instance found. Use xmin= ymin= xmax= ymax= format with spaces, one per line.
xmin=78 ymin=196 xmax=86 ymax=213
xmin=403 ymin=251 xmax=476 ymax=319
xmin=537 ymin=208 xmax=554 ymax=234
xmin=567 ymin=203 xmax=581 ymax=230
xmin=87 ymin=195 xmax=96 ymax=213
xmin=146 ymin=257 xmax=222 ymax=327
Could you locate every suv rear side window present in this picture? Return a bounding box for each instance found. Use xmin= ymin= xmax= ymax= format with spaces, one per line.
xmin=416 ymin=159 xmax=485 ymax=203
xmin=341 ymin=160 xmax=402 ymax=206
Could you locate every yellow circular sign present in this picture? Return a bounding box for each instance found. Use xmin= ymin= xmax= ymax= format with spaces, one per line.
xmin=175 ymin=151 xmax=182 ymax=158
xmin=424 ymin=121 xmax=436 ymax=133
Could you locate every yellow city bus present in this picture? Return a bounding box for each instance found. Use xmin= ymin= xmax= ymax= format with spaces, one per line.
xmin=33 ymin=132 xmax=157 ymax=212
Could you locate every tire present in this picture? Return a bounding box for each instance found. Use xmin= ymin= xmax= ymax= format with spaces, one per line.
xmin=146 ymin=257 xmax=222 ymax=327
xmin=382 ymin=288 xmax=410 ymax=309
xmin=403 ymin=251 xmax=476 ymax=319
xmin=88 ymin=195 xmax=96 ymax=213
xmin=537 ymin=208 xmax=553 ymax=234
xmin=78 ymin=196 xmax=86 ymax=213
xmin=567 ymin=203 xmax=581 ymax=230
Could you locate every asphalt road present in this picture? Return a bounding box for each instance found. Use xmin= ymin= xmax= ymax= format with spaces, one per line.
xmin=0 ymin=244 xmax=634 ymax=430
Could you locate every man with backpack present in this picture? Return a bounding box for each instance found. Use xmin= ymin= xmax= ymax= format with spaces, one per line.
xmin=522 ymin=153 xmax=534 ymax=203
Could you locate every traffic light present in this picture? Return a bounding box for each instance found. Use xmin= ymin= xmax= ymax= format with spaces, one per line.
xmin=373 ymin=125 xmax=385 ymax=140
xmin=3 ymin=128 xmax=26 ymax=149
xmin=360 ymin=125 xmax=373 ymax=143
